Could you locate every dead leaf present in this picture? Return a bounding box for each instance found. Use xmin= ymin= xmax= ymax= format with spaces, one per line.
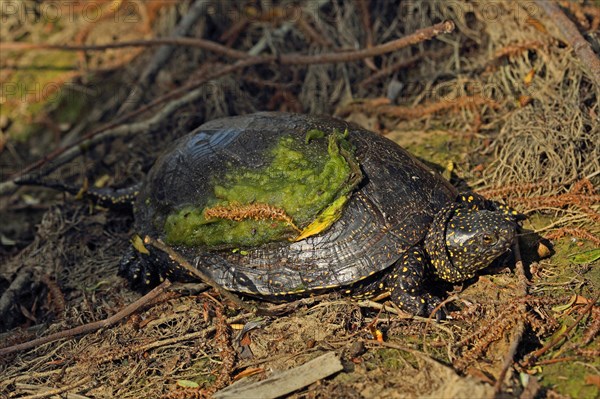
xmin=584 ymin=374 xmax=600 ymax=388
xmin=524 ymin=68 xmax=535 ymax=86
xmin=233 ymin=367 xmax=265 ymax=381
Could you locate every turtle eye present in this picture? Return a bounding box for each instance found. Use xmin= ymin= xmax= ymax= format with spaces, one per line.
xmin=482 ymin=234 xmax=495 ymax=245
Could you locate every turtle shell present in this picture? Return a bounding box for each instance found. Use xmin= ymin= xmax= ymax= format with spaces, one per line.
xmin=134 ymin=112 xmax=457 ymax=296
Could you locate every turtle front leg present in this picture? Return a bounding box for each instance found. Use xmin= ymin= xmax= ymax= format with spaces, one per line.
xmin=383 ymin=247 xmax=443 ymax=317
xmin=351 ymin=247 xmax=442 ymax=317
xmin=118 ymin=242 xmax=196 ymax=290
xmin=118 ymin=245 xmax=164 ymax=289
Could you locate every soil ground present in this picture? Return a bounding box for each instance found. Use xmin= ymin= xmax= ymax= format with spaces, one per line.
xmin=0 ymin=1 xmax=599 ymax=398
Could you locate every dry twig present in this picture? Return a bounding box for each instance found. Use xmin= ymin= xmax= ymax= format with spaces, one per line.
xmin=144 ymin=236 xmax=254 ymax=312
xmin=1 ymin=38 xmax=249 ymax=59
xmin=14 ymin=376 xmax=92 ymax=399
xmin=88 ymin=312 xmax=252 ymax=366
xmin=356 ymin=0 xmax=376 ymax=71
xmin=0 ymin=280 xmax=171 ymax=356
xmin=1 ymin=20 xmax=454 ymax=65
xmin=493 ymin=239 xmax=527 ymax=394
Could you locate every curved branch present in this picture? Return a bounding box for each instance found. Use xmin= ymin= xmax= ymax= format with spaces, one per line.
xmin=1 ymin=20 xmax=455 ymax=65
xmin=535 ymin=0 xmax=600 ymax=89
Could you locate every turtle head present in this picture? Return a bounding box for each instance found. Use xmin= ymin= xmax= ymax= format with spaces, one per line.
xmin=424 ymin=204 xmax=516 ymax=283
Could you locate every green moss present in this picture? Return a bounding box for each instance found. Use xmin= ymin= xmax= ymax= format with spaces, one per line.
xmin=368 ymin=348 xmax=418 ymax=371
xmin=522 ymin=214 xmax=600 ymax=397
xmin=539 ymin=336 xmax=600 ymax=398
xmin=164 ymin=129 xmax=362 ymax=248
xmin=386 ymin=130 xmax=461 ymax=173
xmin=2 ymin=51 xmax=79 ymax=141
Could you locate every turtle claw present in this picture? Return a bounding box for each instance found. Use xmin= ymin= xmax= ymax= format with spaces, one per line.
xmin=118 ymin=245 xmax=163 ymax=290
xmin=391 ymin=290 xmax=445 ymax=319
xmin=423 ymin=293 xmax=444 ymax=318
xmin=118 ymin=245 xmax=144 ymax=287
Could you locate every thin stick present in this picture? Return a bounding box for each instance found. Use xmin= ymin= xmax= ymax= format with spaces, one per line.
xmin=359 ymin=47 xmax=454 ymax=87
xmin=1 ymin=20 xmax=455 ymax=66
xmin=535 ymin=0 xmax=600 ymax=89
xmin=144 ymin=236 xmax=255 ymax=312
xmin=356 ymin=0 xmax=376 ymax=71
xmin=1 ymin=37 xmax=249 ymax=59
xmin=0 ymin=280 xmax=171 ymax=356
xmin=90 ymin=312 xmax=252 ymax=365
xmin=16 ymin=376 xmax=92 ymax=399
xmin=494 ymin=239 xmax=528 ymax=393
xmin=283 ymin=20 xmax=454 ymax=65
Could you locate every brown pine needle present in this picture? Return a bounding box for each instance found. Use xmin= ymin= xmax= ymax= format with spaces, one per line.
xmin=204 ymin=203 xmax=300 ymax=232
xmin=339 ymin=94 xmax=498 ymax=120
xmin=546 ymin=227 xmax=600 ymax=246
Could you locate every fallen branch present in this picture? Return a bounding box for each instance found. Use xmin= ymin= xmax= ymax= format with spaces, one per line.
xmin=356 ymin=0 xmax=377 ymax=71
xmin=0 ymin=280 xmax=171 ymax=356
xmin=535 ymin=0 xmax=600 ymax=89
xmin=2 ymin=20 xmax=455 ymax=66
xmin=1 ymin=37 xmax=248 ymax=59
xmin=280 ymin=20 xmax=455 ymax=65
xmin=89 ymin=312 xmax=252 ymax=365
xmin=213 ymin=351 xmax=343 ymax=399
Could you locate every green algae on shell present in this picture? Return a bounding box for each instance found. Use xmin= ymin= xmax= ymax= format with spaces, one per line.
xmin=163 ymin=129 xmax=362 ymax=248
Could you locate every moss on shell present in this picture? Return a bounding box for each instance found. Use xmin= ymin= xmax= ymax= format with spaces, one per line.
xmin=164 ymin=129 xmax=361 ymax=248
